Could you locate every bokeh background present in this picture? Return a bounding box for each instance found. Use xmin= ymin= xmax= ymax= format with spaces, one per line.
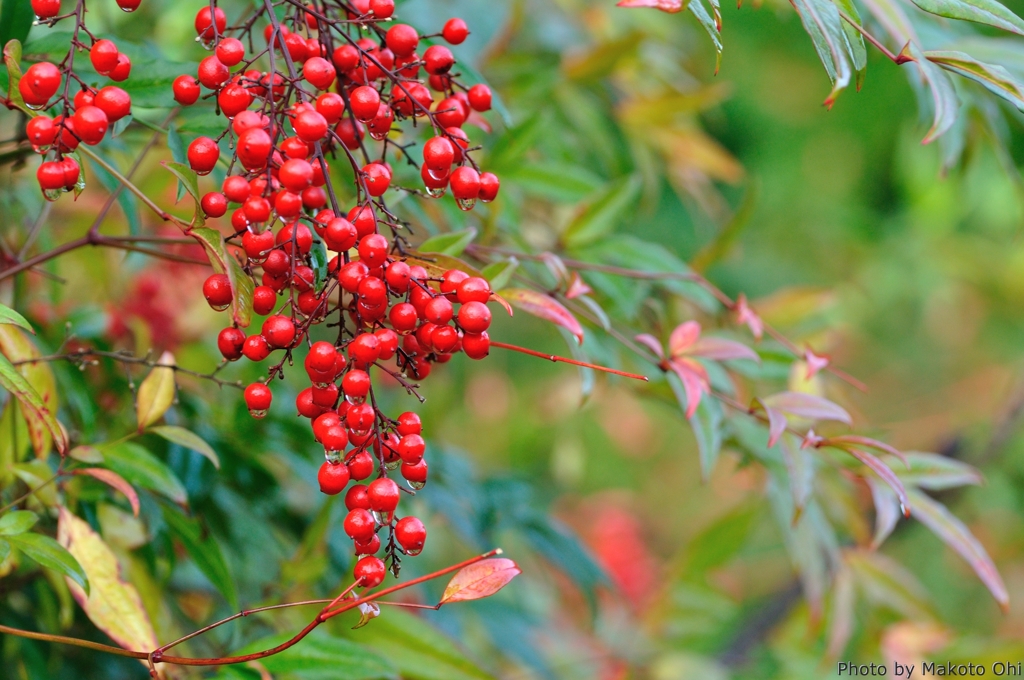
xmin=4 ymin=0 xmax=1024 ymax=678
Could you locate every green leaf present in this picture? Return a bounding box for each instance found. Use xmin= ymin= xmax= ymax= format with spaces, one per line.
xmin=0 ymin=0 xmax=32 ymax=54
xmin=148 ymin=425 xmax=220 ymax=469
xmin=834 ymin=0 xmax=868 ymax=76
xmin=0 ymin=352 xmax=66 ymax=454
xmin=0 ymin=303 xmax=33 ymax=334
xmin=12 ymin=461 xmax=58 ymax=506
xmin=343 ymin=609 xmax=492 ymax=680
xmin=86 ymin=152 xmax=142 ymax=236
xmin=481 ymin=258 xmax=518 ymax=291
xmin=216 ymin=629 xmax=396 ymax=680
xmin=926 ymin=50 xmax=1024 ymax=109
xmin=0 ymin=539 xmax=9 ymax=563
xmin=7 ymin=532 xmax=89 ymax=594
xmin=908 ymin=0 xmax=1024 ymax=35
xmin=0 ymin=510 xmax=38 ymax=536
xmin=688 ymin=0 xmax=722 ymax=59
xmin=22 ymin=31 xmax=74 ymax=56
xmin=167 ymin=125 xmax=188 ymax=202
xmin=498 ymin=162 xmax=604 ymax=203
xmin=520 ymin=514 xmax=608 ymax=611
xmin=790 ymin=0 xmax=854 ymax=106
xmin=691 ymin=390 xmax=724 ymax=482
xmin=562 ymin=176 xmax=641 ymax=249
xmin=3 ymin=40 xmax=25 ymax=126
xmin=162 ymin=160 xmax=204 ymax=227
xmin=102 ymin=442 xmax=188 ymax=505
xmin=189 ymin=225 xmax=253 ymax=328
xmin=161 ymin=506 xmax=237 ymax=608
xmin=900 ymin=43 xmax=962 ymax=143
xmin=892 ymin=451 xmax=983 ymax=490
xmin=418 ymin=228 xmax=478 ymax=257
xmin=310 ymin=239 xmax=329 ymax=291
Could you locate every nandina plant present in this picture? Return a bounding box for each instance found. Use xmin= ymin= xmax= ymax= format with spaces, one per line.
xmin=2 ymin=0 xmax=1024 ymax=675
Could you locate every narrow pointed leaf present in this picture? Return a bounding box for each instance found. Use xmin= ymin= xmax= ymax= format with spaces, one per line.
xmin=8 ymin=530 xmax=89 ymax=594
xmin=688 ymin=337 xmax=760 ymax=362
xmin=0 ymin=303 xmax=32 ymax=333
xmin=634 ymin=333 xmax=665 ymax=359
xmin=617 ymin=0 xmax=687 ymax=11
xmin=481 ymin=258 xmax=519 ymax=291
xmin=3 ymin=39 xmax=25 ymax=110
xmin=762 ymin=392 xmax=852 ymax=425
xmin=72 ymin=469 xmax=140 ymax=517
xmin=668 ymin=359 xmax=708 ymax=419
xmin=827 ymin=435 xmax=907 ymax=465
xmin=753 ymin=398 xmax=789 ymax=448
xmin=669 ymin=320 xmax=701 ymax=356
xmin=149 ymin=425 xmax=220 ymax=469
xmin=844 ymin=447 xmax=910 ymax=516
xmin=908 ymin=0 xmax=1024 ymax=35
xmin=906 ymin=488 xmax=1009 ymax=611
xmin=162 ymin=506 xmax=238 ymax=608
xmin=867 ymin=479 xmax=901 ymax=549
xmin=894 ymin=452 xmax=983 ymax=490
xmin=135 ymin=351 xmax=175 ymax=431
xmin=161 ymin=160 xmax=205 ymax=228
xmin=418 ymin=228 xmax=478 ymax=257
xmin=0 ymin=346 xmax=66 ymax=456
xmin=790 ymin=0 xmax=854 ymax=106
xmin=562 ymin=176 xmax=642 ymax=249
xmin=440 ymin=558 xmax=521 ymax=604
xmin=102 ymin=442 xmax=188 ymax=505
xmin=899 ymin=42 xmax=961 ymax=143
xmin=0 ymin=510 xmax=38 ymax=536
xmin=499 ymin=289 xmax=584 ymax=344
xmin=926 ymin=50 xmax=1024 ymax=109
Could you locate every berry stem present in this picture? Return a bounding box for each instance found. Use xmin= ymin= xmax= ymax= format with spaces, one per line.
xmin=489 ymin=340 xmax=648 ymax=382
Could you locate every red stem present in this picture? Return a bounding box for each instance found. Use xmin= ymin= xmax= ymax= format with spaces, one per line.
xmin=490 ymin=340 xmax=649 ymax=381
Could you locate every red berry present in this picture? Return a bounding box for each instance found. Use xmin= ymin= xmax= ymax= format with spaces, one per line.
xmin=19 ymin=62 xmax=61 ymax=106
xmin=468 ymin=84 xmax=492 ymax=112
xmin=303 ymin=56 xmax=336 ymax=90
xmin=322 ymin=425 xmax=349 ymax=451
xmin=347 ymin=451 xmax=374 ymax=481
xmin=313 ymin=412 xmax=341 ymax=441
xmin=375 ymin=329 xmax=399 ymax=359
xmin=94 ymin=86 xmax=131 ymax=122
xmin=318 ymin=461 xmax=351 ymax=495
xmin=456 ymin=277 xmax=490 ymax=304
xmin=237 ymin=128 xmax=273 ymax=169
xmin=90 ymin=40 xmax=120 ymax=73
xmin=463 ymin=331 xmax=490 ymax=359
xmin=358 ymin=234 xmax=388 ymax=268
xmin=395 ymin=516 xmax=426 ymax=554
xmin=243 ymin=229 xmax=275 ymax=262
xmin=348 ymin=205 xmax=377 ymax=237
xmin=434 ymin=97 xmax=468 ymax=128
xmin=423 ymin=45 xmax=454 ymax=76
xmin=108 ymin=54 xmax=131 ymax=82
xmin=424 ymin=296 xmax=454 ymax=325
xmin=353 ymin=555 xmax=385 ymax=587
xmin=401 ymin=459 xmax=428 ymax=484
xmin=218 ymin=84 xmax=253 ymax=117
xmin=362 ymin=163 xmax=391 ymax=197
xmin=252 ymin=285 xmax=277 ymax=315
xmin=385 ymin=24 xmax=418 ymax=58
xmin=442 ymin=18 xmax=469 ymax=45
xmin=458 ymin=301 xmax=491 ymax=333
xmin=197 ymin=55 xmax=230 ymax=89
xmin=217 ymin=327 xmax=245 ymax=361
xmin=479 ymin=172 xmax=500 ymax=202
xmin=72 ymin=106 xmax=108 ymax=145
xmin=315 ymin=92 xmax=345 ymax=124
xmin=308 ymin=341 xmax=338 ymax=373
xmin=201 ymin=192 xmax=228 ymax=218
xmin=350 ymin=85 xmax=381 ymax=122
xmin=325 ymin=218 xmax=357 ymax=252
xmin=173 ymin=76 xmax=200 ymax=105
xmin=389 ymin=303 xmax=418 ymax=333
xmin=31 ymin=0 xmax=61 ymax=19
xmin=450 ymin=166 xmax=481 ymax=201
xmin=293 ymin=109 xmax=328 ymax=142
xmin=345 ymin=484 xmax=371 ymax=510
xmin=36 ymin=161 xmax=65 ymax=191
xmin=216 ymin=38 xmax=245 ymax=66
xmin=397 ymin=412 xmax=421 ymax=435
xmin=244 ymin=383 xmax=272 ymax=416
xmin=203 ymin=273 xmax=233 ymax=310
xmin=432 ymin=325 xmax=459 ymax=353
xmin=262 ymin=315 xmax=296 ymax=348
xmin=243 ymin=334 xmax=271 ymax=361
xmin=397 ymin=434 xmax=425 ymax=464
xmin=349 ymin=333 xmax=381 ymax=364
xmin=342 ymin=370 xmax=370 ymax=399
xmin=367 ymin=103 xmax=394 ymax=138
xmin=423 ymin=136 xmax=454 ymax=171
xmin=354 ymin=535 xmax=381 ymax=555
xmin=333 ymin=44 xmax=360 ymax=72
xmin=346 ymin=402 xmax=375 ymax=432
xmin=115 ymin=0 xmax=141 ymax=11
xmin=277 ymin=222 xmax=313 ymax=256
xmin=369 ymin=0 xmax=394 ymax=18
xmin=344 ymin=508 xmax=376 ymax=542
xmin=367 ymin=477 xmax=400 ymax=513
xmin=26 ymin=116 xmax=56 ymax=148
xmin=296 ymin=388 xmax=324 ymax=419
xmin=279 ymin=158 xmax=314 ymax=192
xmin=195 ymin=6 xmax=227 ymax=40
xmin=188 ymin=136 xmax=220 ymax=175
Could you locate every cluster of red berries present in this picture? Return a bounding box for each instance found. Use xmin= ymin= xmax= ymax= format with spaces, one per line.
xmin=22 ymin=16 xmax=133 ymax=199
xmin=183 ymin=2 xmax=501 ymax=586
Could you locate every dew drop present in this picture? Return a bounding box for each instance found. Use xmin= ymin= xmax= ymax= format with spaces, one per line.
xmin=384 ymin=458 xmax=401 ymax=471
xmin=425 ymin=186 xmax=446 ymax=199
xmin=249 ymin=408 xmax=268 ymax=419
xmin=407 ymin=480 xmax=425 ymax=491
xmin=404 ymin=547 xmax=422 ymax=556
xmin=211 ymin=302 xmax=230 ymax=312
xmin=369 ymin=130 xmax=389 ymax=141
xmin=325 ymin=449 xmax=343 ymax=464
xmin=455 ymin=197 xmax=476 ymax=211
xmin=42 ymin=188 xmax=61 ymax=202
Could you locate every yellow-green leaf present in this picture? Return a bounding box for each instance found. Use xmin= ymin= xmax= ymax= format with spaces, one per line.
xmin=0 ymin=326 xmax=66 ymax=456
xmin=135 ymin=352 xmax=175 ymax=431
xmin=57 ymin=507 xmax=158 ymax=658
xmin=149 ymin=425 xmax=220 ymax=468
xmin=0 ymin=303 xmax=32 ymax=334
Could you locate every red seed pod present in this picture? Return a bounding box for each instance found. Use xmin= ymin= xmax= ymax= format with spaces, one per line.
xmin=344 ymin=509 xmax=376 ymax=543
xmin=354 ymin=534 xmax=381 ymax=555
xmin=346 ymin=402 xmax=375 ymax=432
xmin=312 ymin=383 xmax=339 ymax=409
xmin=26 ymin=116 xmax=56 ymax=148
xmin=424 ymin=296 xmax=454 ymax=325
xmin=109 ymin=54 xmax=131 ymax=82
xmin=72 ymin=106 xmax=108 ymax=146
xmin=395 ymin=516 xmax=427 ymax=554
xmin=244 ymin=383 xmax=273 ymax=417
xmin=353 ymin=555 xmax=385 ymax=587
xmin=434 ymin=97 xmax=468 ymax=128
xmin=31 ymin=0 xmax=61 ymax=20
xmin=367 ymin=478 xmax=400 ymax=513
xmin=243 ymin=230 xmax=275 ymax=262
xmin=195 ymin=6 xmax=227 ymax=40
xmin=339 ymin=261 xmax=369 ymax=294
xmin=369 ymin=0 xmax=394 ymax=18
xmin=20 ymin=62 xmax=62 ymax=107
xmin=315 ymin=92 xmax=345 ymax=124
xmin=443 ymin=18 xmax=470 ymax=45
xmin=362 ymin=163 xmax=391 ymax=197
xmin=347 ymin=450 xmax=375 ymax=481
xmin=462 ymin=331 xmax=490 ymax=360
xmin=479 ymin=172 xmax=501 ymax=202
xmin=450 ymin=166 xmax=481 ymax=201
xmin=375 ymin=329 xmax=399 ymax=360
xmin=203 ymin=273 xmax=233 ymax=311
xmin=262 ymin=315 xmax=296 ymax=349
xmin=389 ymin=303 xmax=418 ymax=333
xmin=318 ymin=462 xmax=351 ymax=495
xmin=217 ymin=327 xmax=245 ymax=361
xmin=173 ymin=75 xmax=201 ymax=105
xmin=432 ymin=325 xmax=460 ymax=353
xmin=322 ymin=425 xmax=349 ymax=451
xmin=242 ymin=334 xmax=271 ymax=362
xmin=237 ymin=128 xmax=273 ymax=169
xmin=308 ymin=341 xmax=338 ymax=373
xmin=348 ymin=205 xmax=377 ymax=237
xmin=468 ymin=84 xmax=493 ymax=112
xmin=358 ymin=233 xmax=389 ymax=268
xmin=333 ymin=44 xmax=360 ymax=72
xmin=197 ymin=55 xmax=230 ymax=89
xmin=457 ymin=277 xmax=491 ymax=304
xmin=293 ymin=109 xmax=329 ymax=142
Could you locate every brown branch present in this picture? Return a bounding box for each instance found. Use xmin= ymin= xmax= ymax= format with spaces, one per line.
xmin=15 ymin=349 xmax=243 ymax=390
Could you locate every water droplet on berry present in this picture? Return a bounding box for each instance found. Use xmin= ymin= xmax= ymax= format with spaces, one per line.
xmin=384 ymin=458 xmax=401 ymax=471
xmin=199 ymin=35 xmax=216 ymax=50
xmin=369 ymin=130 xmax=389 ymax=141
xmin=425 ymin=186 xmax=446 ymax=199
xmin=455 ymin=197 xmax=476 ymax=211
xmin=210 ymin=302 xmax=230 ymax=312
xmin=249 ymin=408 xmax=268 ymax=418
xmin=345 ymin=394 xmax=366 ymax=405
xmin=407 ymin=480 xmax=426 ymax=491
xmin=25 ymin=101 xmax=46 ymax=111
xmin=42 ymin=189 xmax=61 ymax=202
xmin=404 ymin=546 xmax=422 ymax=556
xmin=325 ymin=450 xmax=343 ymax=464
xmin=313 ymin=379 xmax=332 ymax=389
xmin=480 ymin=195 xmax=495 ymax=204
xmin=426 ymin=167 xmax=448 ymax=182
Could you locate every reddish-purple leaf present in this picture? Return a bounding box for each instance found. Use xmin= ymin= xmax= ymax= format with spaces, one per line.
xmin=489 ymin=292 xmax=513 ymax=317
xmin=845 ymin=448 xmax=910 ymax=517
xmin=668 ymin=321 xmax=700 ymax=357
xmin=804 ymin=349 xmax=830 ymax=379
xmin=828 ymin=435 xmax=907 ymax=466
xmin=564 ymin=272 xmax=592 ymax=300
xmin=688 ymin=337 xmax=760 ymax=363
xmin=753 ymin=399 xmax=788 ymax=448
xmin=907 ymin=488 xmax=1009 ymax=612
xmin=499 ymin=289 xmax=583 ymax=344
xmin=634 ymin=333 xmax=665 ymax=360
xmin=735 ymin=294 xmax=764 ymax=340
xmin=669 ymin=358 xmax=708 ymax=419
xmin=616 ymin=0 xmax=687 ymax=11
xmin=867 ymin=479 xmax=901 ymax=549
xmin=73 ymin=469 xmax=140 ymax=517
xmin=762 ymin=392 xmax=852 ymax=425
xmin=440 ymin=558 xmax=521 ymax=604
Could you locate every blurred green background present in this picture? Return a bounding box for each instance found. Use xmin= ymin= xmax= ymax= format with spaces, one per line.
xmin=4 ymin=0 xmax=1024 ymax=678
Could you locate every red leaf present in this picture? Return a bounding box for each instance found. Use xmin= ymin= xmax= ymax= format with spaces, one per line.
xmin=489 ymin=292 xmax=513 ymax=317
xmin=634 ymin=333 xmax=664 ymax=360
xmin=688 ymin=337 xmax=760 ymax=363
xmin=668 ymin=321 xmax=701 ymax=357
xmin=669 ymin=358 xmax=708 ymax=419
xmin=564 ymin=272 xmax=592 ymax=300
xmin=753 ymin=399 xmax=788 ymax=448
xmin=73 ymin=469 xmax=140 ymax=517
xmin=440 ymin=558 xmax=521 ymax=604
xmin=827 ymin=435 xmax=907 ymax=466
xmin=499 ymin=289 xmax=584 ymax=344
xmin=804 ymin=348 xmax=830 ymax=379
xmin=735 ymin=294 xmax=764 ymax=340
xmin=616 ymin=0 xmax=687 ymax=11
xmin=762 ymin=392 xmax=852 ymax=425
xmin=845 ymin=448 xmax=910 ymax=517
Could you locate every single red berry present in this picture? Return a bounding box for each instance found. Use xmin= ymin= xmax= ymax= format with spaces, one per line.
xmin=279 ymin=158 xmax=314 ymax=192
xmin=462 ymin=331 xmax=490 ymax=359
xmin=375 ymin=329 xmax=399 ymax=359
xmin=341 ymin=370 xmax=370 ymax=399
xmin=347 ymin=451 xmax=375 ymax=481
xmin=216 ymin=37 xmax=245 ymax=66
xmin=344 ymin=508 xmax=376 ymax=543
xmin=367 ymin=478 xmax=400 ymax=513
xmin=36 ymin=161 xmax=65 ymax=191
xmin=479 ymin=172 xmax=500 ymax=202
xmin=346 ymin=403 xmax=375 ymax=433
xmin=217 ymin=327 xmax=245 ymax=361
xmin=115 ymin=0 xmax=141 ymax=11
xmin=283 ymin=32 xmax=308 ymax=62
xmin=349 ymin=333 xmax=381 ymax=364
xmin=362 ymin=163 xmax=391 ymax=197
xmin=243 ymin=229 xmax=275 ymax=262
xmin=218 ymin=84 xmax=253 ymax=118
xmin=315 ymin=92 xmax=345 ymax=124
xmin=19 ymin=62 xmax=61 ymax=106
xmin=237 ymin=128 xmax=273 ymax=170
xmin=333 ymin=44 xmax=360 ymax=72
xmin=354 ymin=534 xmax=381 ymax=555
xmin=72 ymin=105 xmax=108 ymax=145
xmin=434 ymin=97 xmax=468 ymax=128
xmin=201 ymin=192 xmax=228 ymax=218
xmin=345 ymin=484 xmax=371 ymax=510
xmin=458 ymin=301 xmax=491 ymax=333
xmin=389 ymin=303 xmax=418 ymax=333
xmin=203 ymin=273 xmax=233 ymax=310
xmin=358 ymin=276 xmax=387 ymax=308
xmin=296 ymin=388 xmax=324 ymax=419
xmin=450 ymin=166 xmax=481 ymax=202
xmin=262 ymin=315 xmax=296 ymax=349
xmin=252 ymin=285 xmax=277 ymax=315
xmin=369 ymin=0 xmax=394 ymax=18
xmin=423 ymin=136 xmax=455 ymax=171
xmin=322 ymin=425 xmax=349 ymax=451
xmin=188 ymin=136 xmax=220 ymax=175
xmin=442 ymin=18 xmax=469 ymax=45
xmin=242 ymin=334 xmax=271 ymax=361
xmin=424 ymin=296 xmax=454 ymax=325
xmin=31 ymin=0 xmax=61 ymax=19
xmin=277 ymin=222 xmax=313 ymax=256
xmin=303 ymin=56 xmax=336 ymax=90
xmin=244 ymin=383 xmax=272 ymax=416
xmin=90 ymin=40 xmax=120 ymax=74
xmin=308 ymin=341 xmax=338 ymax=373
xmin=325 ymin=218 xmax=357 ymax=252
xmin=395 ymin=516 xmax=426 ymax=554
xmin=243 ymin=196 xmax=272 ymax=225
xmin=293 ymin=109 xmax=329 ymax=142
xmin=312 ymin=382 xmax=339 ymax=408
xmin=467 ymin=84 xmax=492 ymax=112
xmin=455 ymin=277 xmax=490 ymax=304
xmin=358 ymin=233 xmax=389 ymax=268
xmin=348 ymin=205 xmax=377 ymax=237
xmin=313 ymin=412 xmax=341 ymax=441
xmin=423 ymin=45 xmax=454 ymax=76
xmin=198 ymin=55 xmax=230 ymax=89
xmin=397 ymin=434 xmax=425 ymax=464
xmin=432 ymin=325 xmax=459 ymax=353
xmin=401 ymin=459 xmax=428 ymax=484
xmin=318 ymin=461 xmax=351 ymax=495
xmin=173 ymin=76 xmax=201 ymax=105
xmin=94 ymin=86 xmax=131 ymax=122
xmin=109 ymin=54 xmax=132 ymax=82
xmin=367 ymin=102 xmax=394 ymax=138
xmin=385 ymin=24 xmax=419 ymax=58
xmin=339 ymin=261 xmax=369 ymax=294
xmin=350 ymin=85 xmax=381 ymax=122
xmin=195 ymin=6 xmax=227 ymax=40
xmin=353 ymin=555 xmax=385 ymax=587
xmin=26 ymin=116 xmax=56 ymax=148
